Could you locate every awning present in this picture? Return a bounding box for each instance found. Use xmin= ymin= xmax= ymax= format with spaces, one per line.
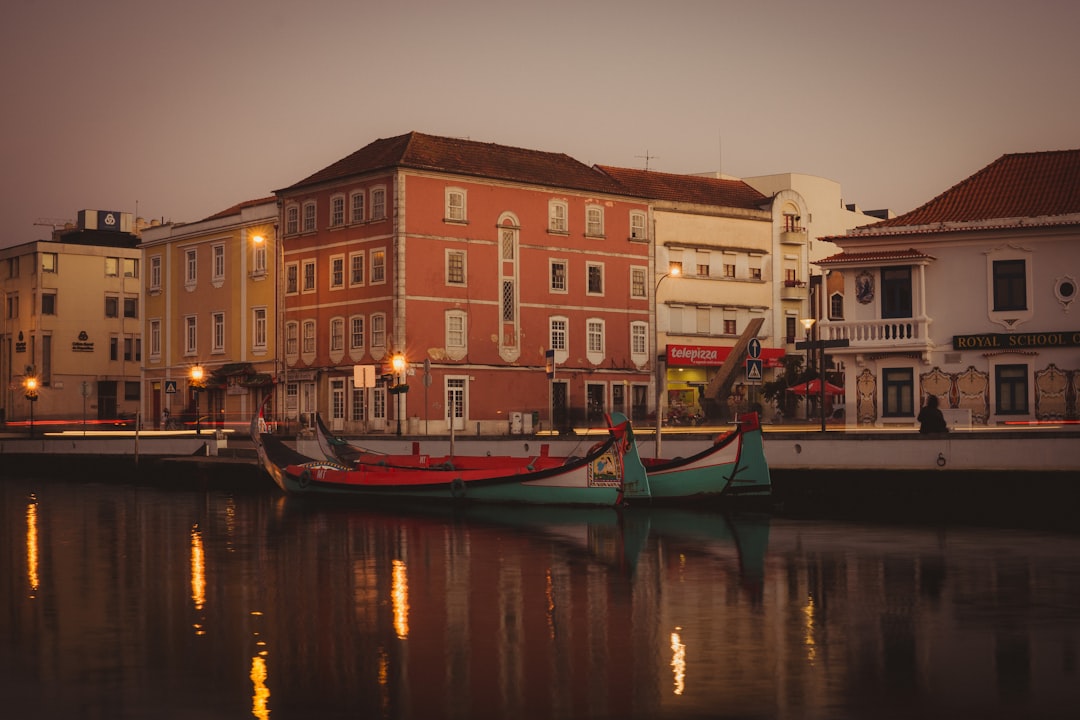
xmin=787 ymin=379 xmax=845 ymax=396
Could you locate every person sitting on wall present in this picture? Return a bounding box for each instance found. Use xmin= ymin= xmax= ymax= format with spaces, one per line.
xmin=917 ymin=395 xmax=949 ymax=434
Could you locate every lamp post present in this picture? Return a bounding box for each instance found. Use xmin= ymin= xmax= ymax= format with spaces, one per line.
xmin=796 ymin=318 xmax=848 ymax=432
xmin=800 ymin=318 xmax=816 ymax=422
xmin=190 ymin=365 xmax=204 ymax=435
xmin=391 ymin=353 xmax=406 ymax=436
xmin=24 ymin=375 xmax=38 ymax=437
xmin=654 ymin=264 xmax=680 ymax=458
xmin=252 ymin=231 xmax=281 ymax=431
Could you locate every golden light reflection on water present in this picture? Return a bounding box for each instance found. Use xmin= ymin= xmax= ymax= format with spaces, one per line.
xmin=250 ymin=655 xmax=270 ymax=719
xmin=26 ymin=495 xmax=39 ymax=597
xmin=670 ymin=627 xmax=686 ymax=695
xmin=392 ymin=559 xmax=409 ymax=639
xmin=804 ymin=595 xmax=817 ymax=665
xmin=251 ymin=611 xmax=270 ymax=718
xmin=190 ymin=524 xmax=206 ymax=634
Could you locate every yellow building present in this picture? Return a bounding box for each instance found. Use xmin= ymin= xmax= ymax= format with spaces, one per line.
xmin=140 ymin=198 xmax=279 ymax=432
xmin=0 ymin=211 xmax=142 ymax=428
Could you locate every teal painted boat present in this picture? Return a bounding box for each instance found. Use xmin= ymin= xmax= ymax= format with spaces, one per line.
xmin=641 ymin=412 xmax=772 ymax=501
xmin=310 ymin=409 xmax=771 ymax=502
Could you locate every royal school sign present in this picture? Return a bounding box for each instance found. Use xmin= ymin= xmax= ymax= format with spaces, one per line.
xmin=953 ymin=331 xmax=1080 ymax=350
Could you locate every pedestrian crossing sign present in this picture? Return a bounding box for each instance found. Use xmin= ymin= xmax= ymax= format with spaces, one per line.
xmin=746 ymin=358 xmax=763 ymax=381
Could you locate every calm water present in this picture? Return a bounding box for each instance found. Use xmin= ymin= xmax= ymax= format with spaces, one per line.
xmin=2 ymin=475 xmax=1079 ymax=720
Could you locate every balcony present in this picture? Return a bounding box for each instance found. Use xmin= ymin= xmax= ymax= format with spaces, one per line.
xmin=820 ymin=318 xmax=932 ymax=352
xmin=780 ymin=279 xmax=807 ymax=300
xmin=780 ymin=228 xmax=806 ymax=245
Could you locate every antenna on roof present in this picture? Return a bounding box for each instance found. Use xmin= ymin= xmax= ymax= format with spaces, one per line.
xmin=635 ymin=150 xmax=657 ymax=171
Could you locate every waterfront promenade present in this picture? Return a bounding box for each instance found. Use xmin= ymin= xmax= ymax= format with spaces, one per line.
xmin=2 ymin=419 xmax=1077 ymax=473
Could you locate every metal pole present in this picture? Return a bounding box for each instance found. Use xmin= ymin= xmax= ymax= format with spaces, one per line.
xmin=819 ymin=343 xmax=827 ymax=432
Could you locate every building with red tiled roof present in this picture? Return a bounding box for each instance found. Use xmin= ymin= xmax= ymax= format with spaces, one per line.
xmin=815 ymin=150 xmax=1080 ymax=427
xmin=274 ymin=132 xmax=652 ymax=434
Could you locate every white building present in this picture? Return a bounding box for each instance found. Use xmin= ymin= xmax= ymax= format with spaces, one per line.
xmin=817 ymin=150 xmax=1080 ymax=426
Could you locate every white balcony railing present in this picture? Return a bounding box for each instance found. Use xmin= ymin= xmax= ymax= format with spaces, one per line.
xmin=820 ymin=317 xmax=931 ymax=348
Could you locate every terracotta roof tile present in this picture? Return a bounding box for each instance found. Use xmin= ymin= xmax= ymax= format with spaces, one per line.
xmin=278 ymin=132 xmax=627 ymax=196
xmin=816 ymin=248 xmax=935 ymax=266
xmin=199 ymin=196 xmax=277 ymax=222
xmin=596 ymin=165 xmax=768 ymax=209
xmin=848 ymin=149 xmax=1080 ymax=237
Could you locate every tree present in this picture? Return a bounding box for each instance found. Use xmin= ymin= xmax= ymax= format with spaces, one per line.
xmin=761 ymin=354 xmax=811 ymax=419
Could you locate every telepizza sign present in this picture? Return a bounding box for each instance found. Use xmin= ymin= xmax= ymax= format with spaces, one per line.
xmin=666 ymin=343 xmax=785 ymax=368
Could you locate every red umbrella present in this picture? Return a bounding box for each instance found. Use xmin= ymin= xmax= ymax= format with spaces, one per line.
xmin=786 ymin=379 xmax=845 ymax=396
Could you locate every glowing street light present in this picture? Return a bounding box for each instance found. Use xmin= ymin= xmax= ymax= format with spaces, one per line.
xmin=190 ymin=365 xmax=204 ymax=435
xmin=24 ymin=375 xmax=38 ymax=437
xmin=391 ymin=353 xmax=407 ymax=435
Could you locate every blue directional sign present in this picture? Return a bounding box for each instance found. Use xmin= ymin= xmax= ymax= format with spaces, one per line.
xmin=747 ymin=338 xmax=762 ymax=359
xmin=746 ymin=358 xmax=763 ymax=381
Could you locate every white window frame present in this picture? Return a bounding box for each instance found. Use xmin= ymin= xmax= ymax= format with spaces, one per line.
xmin=149 ymin=318 xmax=162 ymax=360
xmin=446 ymin=310 xmax=467 ymax=360
xmin=329 ymin=254 xmax=345 ymax=290
xmin=350 ymin=190 xmax=365 ymax=224
xmin=349 ymin=315 xmax=365 ymax=352
xmin=285 ymin=204 xmax=299 ymax=235
xmin=371 ymin=248 xmax=386 ymax=284
xmin=285 ymin=262 xmax=299 ymax=295
xmin=630 ymin=321 xmax=648 ymax=359
xmin=629 ymin=211 xmax=647 ymax=241
xmin=371 ymin=187 xmax=386 ymax=220
xmin=549 ymin=200 xmax=568 ymax=234
xmin=585 ymin=205 xmax=604 ymax=237
xmin=330 ymin=194 xmax=345 ymax=227
xmin=302 ymin=201 xmax=317 ymax=233
xmin=212 ymin=311 xmax=225 ymax=354
xmin=586 ymin=318 xmax=605 ymax=364
xmin=302 ymin=259 xmax=316 ymax=293
xmin=550 ymin=316 xmax=569 ymax=364
xmin=253 ymin=306 xmax=268 ymax=352
xmin=302 ymin=320 xmax=316 ymax=355
xmin=285 ymin=321 xmax=299 ymax=357
xmin=185 ymin=248 xmax=197 ymax=288
xmin=371 ymin=313 xmax=386 ymax=353
xmin=252 ymin=239 xmax=267 ymax=277
xmin=330 ymin=317 xmax=345 ymax=353
xmin=349 ymin=251 xmax=365 ymax=286
xmin=586 ymin=262 xmax=604 ymax=296
xmin=446 ymin=249 xmax=466 ymax=286
xmin=550 ymin=258 xmax=568 ymax=293
xmin=184 ymin=315 xmax=197 ymax=355
xmin=149 ymin=255 xmax=162 ymax=292
xmin=630 ymin=266 xmax=647 ymax=299
xmin=212 ymin=242 xmax=225 ymax=283
xmin=445 ymin=188 xmax=466 ymax=222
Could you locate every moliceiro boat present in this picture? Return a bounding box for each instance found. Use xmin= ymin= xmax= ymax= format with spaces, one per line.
xmin=310 ymin=411 xmax=772 ymax=503
xmin=254 ymin=412 xmax=651 ymax=506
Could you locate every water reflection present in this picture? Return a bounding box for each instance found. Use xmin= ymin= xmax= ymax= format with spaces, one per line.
xmin=1 ymin=476 xmax=1079 ymax=719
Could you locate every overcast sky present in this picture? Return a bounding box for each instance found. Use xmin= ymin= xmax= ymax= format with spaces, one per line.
xmin=2 ymin=0 xmax=1077 ymax=245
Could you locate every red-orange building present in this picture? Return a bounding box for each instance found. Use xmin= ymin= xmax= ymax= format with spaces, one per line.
xmin=275 ymin=132 xmax=652 ymax=435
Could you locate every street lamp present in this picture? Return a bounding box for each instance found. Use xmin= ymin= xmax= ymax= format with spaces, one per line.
xmin=800 ymin=318 xmax=816 ymax=422
xmin=24 ymin=375 xmax=38 ymax=437
xmin=391 ymin=353 xmax=407 ymax=435
xmin=190 ymin=365 xmax=204 ymax=435
xmin=654 ymin=264 xmax=680 ymax=458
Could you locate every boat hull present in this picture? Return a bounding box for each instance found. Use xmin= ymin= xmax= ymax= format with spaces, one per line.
xmin=640 ymin=412 xmax=771 ymax=501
